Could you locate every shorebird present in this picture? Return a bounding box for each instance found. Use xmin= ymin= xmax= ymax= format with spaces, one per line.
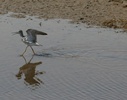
xmin=13 ymin=29 xmax=47 ymax=56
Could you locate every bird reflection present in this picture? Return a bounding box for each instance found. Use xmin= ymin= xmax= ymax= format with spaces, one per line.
xmin=16 ymin=55 xmax=45 ymax=86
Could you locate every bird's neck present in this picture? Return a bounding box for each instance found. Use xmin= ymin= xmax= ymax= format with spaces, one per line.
xmin=19 ymin=33 xmax=25 ymax=37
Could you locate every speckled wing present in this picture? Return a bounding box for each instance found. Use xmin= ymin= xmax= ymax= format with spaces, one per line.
xmin=26 ymin=29 xmax=47 ymax=43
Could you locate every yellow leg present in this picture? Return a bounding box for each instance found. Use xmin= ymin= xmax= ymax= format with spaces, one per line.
xmin=20 ymin=46 xmax=29 ymax=56
xmin=30 ymin=46 xmax=36 ymax=55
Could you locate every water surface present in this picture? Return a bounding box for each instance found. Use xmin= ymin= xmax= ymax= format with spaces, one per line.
xmin=0 ymin=13 xmax=127 ymax=100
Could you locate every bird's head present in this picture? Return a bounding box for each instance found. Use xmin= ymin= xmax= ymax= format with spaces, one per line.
xmin=19 ymin=30 xmax=23 ymax=34
xmin=12 ymin=30 xmax=24 ymax=37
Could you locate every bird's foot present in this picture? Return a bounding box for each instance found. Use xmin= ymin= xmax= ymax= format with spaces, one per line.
xmin=33 ymin=53 xmax=43 ymax=56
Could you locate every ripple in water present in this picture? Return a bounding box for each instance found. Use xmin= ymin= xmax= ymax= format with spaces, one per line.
xmin=36 ymin=46 xmax=88 ymax=58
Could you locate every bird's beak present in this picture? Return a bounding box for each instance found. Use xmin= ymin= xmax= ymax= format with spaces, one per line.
xmin=12 ymin=32 xmax=19 ymax=36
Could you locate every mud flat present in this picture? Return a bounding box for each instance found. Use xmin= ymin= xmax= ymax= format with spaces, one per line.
xmin=1 ymin=0 xmax=127 ymax=29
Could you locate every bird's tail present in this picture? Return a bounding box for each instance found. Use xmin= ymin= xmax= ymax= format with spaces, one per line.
xmin=35 ymin=43 xmax=42 ymax=46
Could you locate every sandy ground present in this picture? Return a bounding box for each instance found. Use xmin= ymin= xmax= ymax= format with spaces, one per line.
xmin=0 ymin=0 xmax=127 ymax=29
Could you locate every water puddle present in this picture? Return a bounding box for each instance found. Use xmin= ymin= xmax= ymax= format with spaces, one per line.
xmin=0 ymin=12 xmax=127 ymax=100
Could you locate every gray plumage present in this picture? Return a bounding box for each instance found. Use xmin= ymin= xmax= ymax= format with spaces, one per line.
xmin=26 ymin=29 xmax=47 ymax=43
xmin=13 ymin=29 xmax=48 ymax=56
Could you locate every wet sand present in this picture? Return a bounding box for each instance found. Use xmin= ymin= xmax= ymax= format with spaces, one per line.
xmin=1 ymin=0 xmax=127 ymax=29
xmin=0 ymin=13 xmax=127 ymax=99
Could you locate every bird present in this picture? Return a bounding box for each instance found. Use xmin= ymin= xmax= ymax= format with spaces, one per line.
xmin=13 ymin=29 xmax=47 ymax=56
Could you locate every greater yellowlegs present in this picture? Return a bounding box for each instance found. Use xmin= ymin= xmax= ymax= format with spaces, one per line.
xmin=13 ymin=29 xmax=47 ymax=56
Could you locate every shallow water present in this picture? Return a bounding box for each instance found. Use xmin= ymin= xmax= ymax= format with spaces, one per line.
xmin=0 ymin=13 xmax=127 ymax=100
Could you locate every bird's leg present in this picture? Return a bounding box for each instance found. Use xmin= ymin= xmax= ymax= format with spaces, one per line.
xmin=22 ymin=55 xmax=27 ymax=64
xmin=30 ymin=46 xmax=36 ymax=55
xmin=28 ymin=55 xmax=34 ymax=63
xmin=20 ymin=46 xmax=29 ymax=56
